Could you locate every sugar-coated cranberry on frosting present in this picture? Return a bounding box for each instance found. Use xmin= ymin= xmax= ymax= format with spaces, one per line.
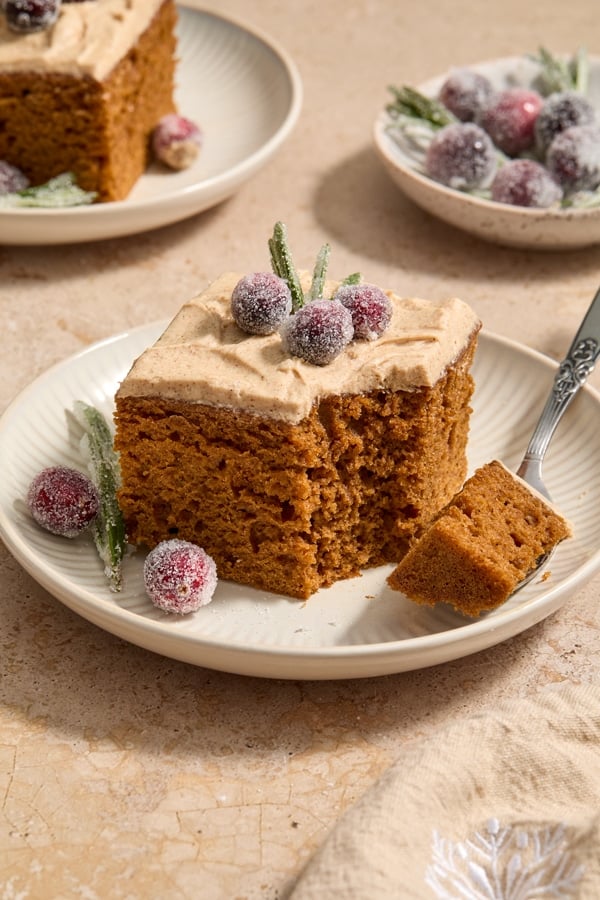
xmin=231 ymin=272 xmax=293 ymax=335
xmin=280 ymin=299 xmax=354 ymax=366
xmin=334 ymin=283 xmax=393 ymax=341
xmin=4 ymin=0 xmax=60 ymax=34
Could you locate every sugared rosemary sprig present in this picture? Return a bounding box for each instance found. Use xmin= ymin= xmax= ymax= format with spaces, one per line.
xmin=72 ymin=401 xmax=126 ymax=592
xmin=269 ymin=221 xmax=305 ymax=312
xmin=530 ymin=46 xmax=589 ymax=95
xmin=308 ymin=242 xmax=330 ymax=300
xmin=0 ymin=172 xmax=96 ymax=208
xmin=386 ymin=85 xmax=455 ymax=128
xmin=269 ymin=222 xmax=362 ymax=306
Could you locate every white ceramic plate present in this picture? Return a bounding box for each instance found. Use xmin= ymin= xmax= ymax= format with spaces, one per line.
xmin=0 ymin=5 xmax=302 ymax=246
xmin=1 ymin=323 xmax=600 ymax=680
xmin=373 ymin=55 xmax=600 ymax=249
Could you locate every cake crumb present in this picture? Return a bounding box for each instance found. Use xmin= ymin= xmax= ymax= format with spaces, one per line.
xmin=388 ymin=460 xmax=571 ymax=617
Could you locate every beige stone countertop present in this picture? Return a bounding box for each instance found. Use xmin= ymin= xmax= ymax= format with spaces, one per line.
xmin=2 ymin=1 xmax=600 ymax=897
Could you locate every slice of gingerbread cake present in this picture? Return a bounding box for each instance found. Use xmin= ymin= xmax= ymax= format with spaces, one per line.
xmin=114 ymin=226 xmax=481 ymax=599
xmin=0 ymin=0 xmax=178 ymax=201
xmin=388 ymin=459 xmax=572 ymax=616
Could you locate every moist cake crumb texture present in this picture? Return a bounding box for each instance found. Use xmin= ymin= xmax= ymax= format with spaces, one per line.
xmin=387 ymin=459 xmax=572 ymax=616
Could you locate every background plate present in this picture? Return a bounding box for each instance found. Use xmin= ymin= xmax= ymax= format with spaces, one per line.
xmin=374 ymin=55 xmax=600 ymax=249
xmin=1 ymin=324 xmax=600 ymax=680
xmin=0 ymin=5 xmax=302 ymax=245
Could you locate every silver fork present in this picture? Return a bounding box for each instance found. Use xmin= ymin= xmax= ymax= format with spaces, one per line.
xmin=514 ymin=286 xmax=600 ymax=587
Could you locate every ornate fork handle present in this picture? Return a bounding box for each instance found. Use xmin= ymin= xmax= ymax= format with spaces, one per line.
xmin=555 ymin=338 xmax=600 ymax=400
xmin=517 ymin=289 xmax=600 ymax=498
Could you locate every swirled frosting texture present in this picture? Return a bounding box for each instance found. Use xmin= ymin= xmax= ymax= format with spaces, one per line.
xmin=117 ymin=273 xmax=481 ymax=423
xmin=0 ymin=0 xmax=166 ymax=80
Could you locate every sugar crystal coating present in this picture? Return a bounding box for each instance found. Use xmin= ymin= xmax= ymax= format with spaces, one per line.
xmin=438 ymin=68 xmax=494 ymax=122
xmin=546 ymin=124 xmax=600 ymax=193
xmin=152 ymin=114 xmax=203 ymax=171
xmin=27 ymin=465 xmax=99 ymax=538
xmin=144 ymin=539 xmax=218 ymax=614
xmin=535 ymin=91 xmax=596 ymax=154
xmin=478 ymin=88 xmax=543 ymax=156
xmin=280 ymin=299 xmax=354 ymax=366
xmin=425 ymin=122 xmax=497 ymax=190
xmin=491 ymin=159 xmax=562 ymax=207
xmin=5 ymin=0 xmax=60 ymax=33
xmin=334 ymin=283 xmax=392 ymax=340
xmin=0 ymin=160 xmax=29 ymax=195
xmin=231 ymin=272 xmax=293 ymax=335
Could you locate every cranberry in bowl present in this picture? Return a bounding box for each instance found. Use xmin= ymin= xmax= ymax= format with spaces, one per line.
xmin=373 ymin=50 xmax=600 ymax=249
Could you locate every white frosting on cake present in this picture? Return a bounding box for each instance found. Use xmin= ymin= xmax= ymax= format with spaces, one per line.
xmin=116 ymin=272 xmax=481 ymax=423
xmin=0 ymin=0 xmax=166 ymax=81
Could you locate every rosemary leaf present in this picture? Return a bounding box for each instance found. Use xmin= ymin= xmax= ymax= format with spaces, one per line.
xmin=72 ymin=401 xmax=126 ymax=592
xmin=268 ymin=222 xmax=305 ymax=312
xmin=387 ymin=85 xmax=455 ymax=128
xmin=0 ymin=172 xmax=96 ymax=209
xmin=530 ymin=46 xmax=589 ymax=95
xmin=308 ymin=243 xmax=331 ymax=300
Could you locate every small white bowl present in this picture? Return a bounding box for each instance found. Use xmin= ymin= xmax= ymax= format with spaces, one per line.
xmin=373 ymin=55 xmax=600 ymax=250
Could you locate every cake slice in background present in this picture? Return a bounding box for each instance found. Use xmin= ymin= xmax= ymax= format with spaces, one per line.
xmin=0 ymin=0 xmax=177 ymax=201
xmin=387 ymin=459 xmax=572 ymax=616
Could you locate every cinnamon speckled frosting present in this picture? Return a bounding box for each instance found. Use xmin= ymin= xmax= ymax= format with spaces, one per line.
xmin=0 ymin=0 xmax=166 ymax=80
xmin=116 ymin=273 xmax=481 ymax=423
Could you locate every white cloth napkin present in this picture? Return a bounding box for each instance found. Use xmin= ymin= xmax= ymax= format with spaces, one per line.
xmin=290 ymin=682 xmax=600 ymax=899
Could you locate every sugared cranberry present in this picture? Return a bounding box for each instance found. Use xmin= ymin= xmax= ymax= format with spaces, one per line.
xmin=0 ymin=160 xmax=29 ymax=195
xmin=478 ymin=88 xmax=543 ymax=156
xmin=425 ymin=122 xmax=497 ymax=190
xmin=5 ymin=0 xmax=60 ymax=33
xmin=438 ymin=68 xmax=494 ymax=122
xmin=546 ymin=124 xmax=600 ymax=194
xmin=491 ymin=159 xmax=562 ymax=208
xmin=334 ymin=283 xmax=392 ymax=340
xmin=144 ymin=540 xmax=217 ymax=614
xmin=231 ymin=272 xmax=292 ymax=335
xmin=152 ymin=114 xmax=203 ymax=170
xmin=27 ymin=466 xmax=99 ymax=538
xmin=535 ymin=91 xmax=596 ymax=154
xmin=280 ymin=299 xmax=354 ymax=366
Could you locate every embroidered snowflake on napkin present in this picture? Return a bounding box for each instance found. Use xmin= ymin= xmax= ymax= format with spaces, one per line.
xmin=425 ymin=817 xmax=585 ymax=899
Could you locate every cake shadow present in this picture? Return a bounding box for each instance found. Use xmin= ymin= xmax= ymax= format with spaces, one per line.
xmin=312 ymin=145 xmax=600 ymax=278
xmin=0 ymin=556 xmax=552 ymax=766
xmin=0 ymin=195 xmax=228 ymax=276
